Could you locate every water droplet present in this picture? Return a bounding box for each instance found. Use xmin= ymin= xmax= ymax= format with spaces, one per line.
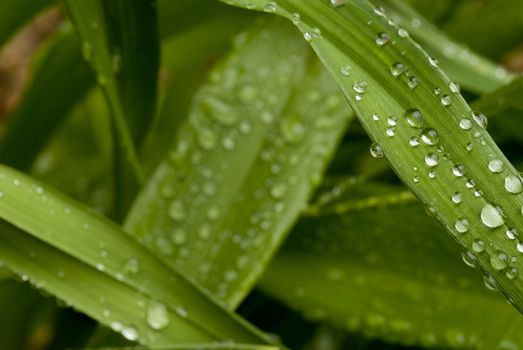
xmin=404 ymin=109 xmax=424 ymax=129
xmin=481 ymin=203 xmax=505 ymax=228
xmin=168 ymin=200 xmax=186 ymax=221
xmin=391 ymin=62 xmax=406 ymax=77
xmin=353 ymin=81 xmax=368 ymax=93
xmin=372 ymin=113 xmax=380 ymax=121
xmin=462 ymin=251 xmax=476 ymax=267
xmin=121 ymin=326 xmax=138 ymax=341
xmin=409 ymin=136 xmax=420 ymax=147
xmin=472 ymin=112 xmax=488 ymax=129
xmin=506 ymin=267 xmax=519 ymax=280
xmin=506 ymin=228 xmax=519 ymax=240
xmin=452 ymin=164 xmax=465 ymax=177
xmin=407 ymin=76 xmax=419 ymax=89
xmin=488 ymin=159 xmax=504 ymax=173
xmin=452 ymin=192 xmax=463 ymax=204
xmin=340 ymin=65 xmax=351 ymax=76
xmin=370 ymin=143 xmax=384 ymax=158
xmin=271 ymin=183 xmax=288 ymax=199
xmin=484 ymin=274 xmax=499 ymax=291
xmin=449 ymin=82 xmax=461 ymax=93
xmin=458 ymin=118 xmax=472 ymax=130
xmin=421 ymin=128 xmax=439 ymax=145
xmin=291 ymin=12 xmax=301 ymax=25
xmin=490 ymin=251 xmax=508 ymax=270
xmin=455 ymin=218 xmax=470 ymax=233
xmin=124 ymin=257 xmax=140 ymax=275
xmin=466 ymin=179 xmax=476 ymax=188
xmin=425 ymin=153 xmax=439 ymax=167
xmin=147 ymin=302 xmax=170 ymax=330
xmin=440 ymin=95 xmax=452 ymax=106
xmin=505 ymin=175 xmax=522 ymax=194
xmin=386 ymin=127 xmax=396 ymax=137
xmin=387 ymin=116 xmax=397 ymax=126
xmin=398 ymin=28 xmax=409 ymax=38
xmin=375 ymin=32 xmax=390 ymax=46
xmin=427 ymin=58 xmax=439 ymax=69
xmin=472 ymin=239 xmax=486 ymax=253
xmin=263 ymin=1 xmax=277 ymax=12
xmin=330 ymin=0 xmax=346 ymax=7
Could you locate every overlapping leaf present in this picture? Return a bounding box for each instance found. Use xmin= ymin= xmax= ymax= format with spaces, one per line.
xmin=261 ymin=182 xmax=523 ymax=349
xmin=221 ymin=0 xmax=523 ymax=315
xmin=0 ymin=164 xmax=271 ymax=346
xmin=126 ymin=18 xmax=353 ymax=308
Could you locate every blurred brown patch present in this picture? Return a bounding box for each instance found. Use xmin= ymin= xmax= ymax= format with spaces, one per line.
xmin=0 ymin=7 xmax=62 ymax=120
xmin=503 ymin=43 xmax=523 ymax=74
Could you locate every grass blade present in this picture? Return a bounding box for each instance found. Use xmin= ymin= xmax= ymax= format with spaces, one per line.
xmin=375 ymin=0 xmax=515 ymax=94
xmin=0 ymin=164 xmax=271 ymax=345
xmin=84 ymin=345 xmax=279 ymax=350
xmin=262 ymin=182 xmax=523 ymax=349
xmin=126 ymin=18 xmax=352 ymax=308
xmin=221 ymin=0 xmax=523 ymax=314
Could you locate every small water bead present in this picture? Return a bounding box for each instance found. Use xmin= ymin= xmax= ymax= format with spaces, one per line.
xmin=413 ymin=176 xmax=420 ymax=184
xmin=387 ymin=116 xmax=398 ymax=126
xmin=340 ymin=65 xmax=351 ymax=76
xmin=404 ymin=109 xmax=424 ymax=129
xmin=504 ymin=175 xmax=523 ymax=194
xmin=421 ymin=128 xmax=439 ymax=145
xmin=474 ymin=189 xmax=483 ymax=198
xmin=330 ymin=0 xmax=346 ymax=7
xmin=370 ymin=143 xmax=384 ymax=158
xmin=425 ymin=153 xmax=439 ymax=167
xmin=372 ymin=113 xmax=381 ymax=121
xmin=466 ymin=179 xmax=476 ymax=188
xmin=449 ymin=81 xmax=461 ymax=93
xmin=461 ymin=252 xmax=476 ymax=268
xmin=121 ymin=326 xmax=138 ymax=341
xmin=263 ymin=1 xmax=277 ymax=12
xmin=472 ymin=112 xmax=488 ymax=129
xmin=409 ymin=136 xmax=420 ymax=147
xmin=472 ymin=239 xmax=486 ymax=253
xmin=452 ymin=164 xmax=465 ymax=177
xmin=147 ymin=302 xmax=170 ymax=330
xmin=506 ymin=267 xmax=519 ymax=280
xmin=459 ymin=118 xmax=472 ymax=130
xmin=466 ymin=143 xmax=474 ymax=151
xmin=168 ymin=200 xmax=186 ymax=221
xmin=452 ymin=192 xmax=463 ymax=204
xmin=353 ymin=81 xmax=368 ymax=93
xmin=481 ymin=203 xmax=505 ymax=228
xmin=375 ymin=32 xmax=391 ymax=46
xmin=434 ymin=87 xmax=441 ymax=96
xmin=303 ymin=32 xmax=313 ymax=42
xmin=507 ymin=228 xmax=519 ymax=240
xmin=398 ymin=28 xmax=409 ymax=38
xmin=386 ymin=127 xmax=396 ymax=137
xmin=440 ymin=95 xmax=452 ymax=106
xmin=488 ymin=159 xmax=504 ymax=173
xmin=124 ymin=257 xmax=140 ymax=275
xmin=484 ymin=274 xmax=499 ymax=291
xmin=455 ymin=218 xmax=470 ymax=233
xmin=291 ymin=12 xmax=301 ymax=25
xmin=517 ymin=242 xmax=523 ymax=253
xmin=391 ymin=62 xmax=406 ymax=77
xmin=373 ymin=6 xmax=386 ymax=16
xmin=407 ymin=76 xmax=419 ymax=89
xmin=428 ymin=170 xmax=436 ymax=179
xmin=490 ymin=251 xmax=508 ymax=270
xmin=428 ymin=57 xmax=439 ymax=67
xmin=271 ymin=183 xmax=288 ymax=199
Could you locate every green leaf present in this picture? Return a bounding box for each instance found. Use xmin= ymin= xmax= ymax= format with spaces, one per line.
xmin=126 ymin=18 xmax=353 ymax=308
xmin=0 ymin=164 xmax=271 ymax=346
xmin=262 ymin=182 xmax=523 ymax=349
xmin=140 ymin=14 xmax=255 ymax=174
xmin=375 ymin=0 xmax=515 ymax=94
xmin=84 ymin=344 xmax=279 ymax=350
xmin=0 ymin=0 xmax=53 ymax=48
xmin=221 ymin=0 xmax=523 ymax=315
xmin=0 ymin=30 xmax=94 ymax=171
xmin=65 ymin=0 xmax=160 ymax=217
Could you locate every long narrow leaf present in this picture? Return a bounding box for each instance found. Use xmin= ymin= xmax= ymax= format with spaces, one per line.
xmin=126 ymin=18 xmax=353 ymax=308
xmin=221 ymin=0 xmax=523 ymax=314
xmin=0 ymin=164 xmax=271 ymax=345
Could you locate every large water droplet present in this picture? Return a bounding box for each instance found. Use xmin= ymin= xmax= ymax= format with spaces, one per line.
xmin=147 ymin=302 xmax=170 ymax=330
xmin=490 ymin=251 xmax=508 ymax=270
xmin=505 ymin=175 xmax=522 ymax=194
xmin=375 ymin=32 xmax=390 ymax=46
xmin=353 ymin=81 xmax=368 ymax=93
xmin=455 ymin=218 xmax=470 ymax=233
xmin=425 ymin=153 xmax=439 ymax=167
xmin=472 ymin=239 xmax=486 ymax=253
xmin=481 ymin=204 xmax=505 ymax=228
xmin=488 ymin=159 xmax=504 ymax=173
xmin=421 ymin=128 xmax=439 ymax=145
xmin=452 ymin=192 xmax=463 ymax=204
xmin=472 ymin=112 xmax=488 ymax=129
xmin=404 ymin=109 xmax=424 ymax=129
xmin=459 ymin=118 xmax=472 ymax=130
xmin=452 ymin=164 xmax=465 ymax=177
xmin=391 ymin=62 xmax=406 ymax=77
xmin=370 ymin=143 xmax=384 ymax=158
